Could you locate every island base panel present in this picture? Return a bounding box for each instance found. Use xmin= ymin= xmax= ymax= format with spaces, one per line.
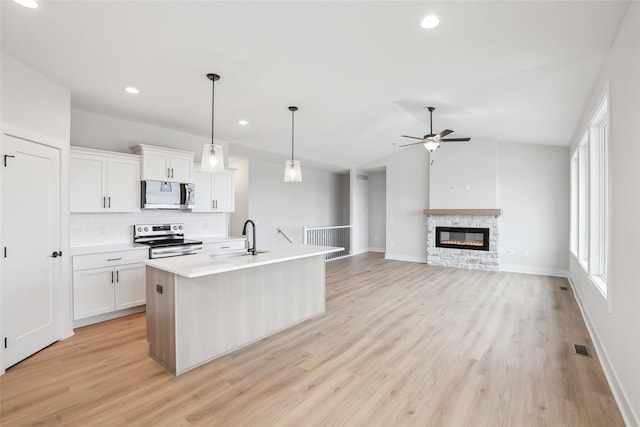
xmin=147 ymin=254 xmax=326 ymax=375
xmin=146 ymin=266 xmax=177 ymax=374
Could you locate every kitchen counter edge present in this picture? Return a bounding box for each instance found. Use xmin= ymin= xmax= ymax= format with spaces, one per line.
xmin=144 ymin=244 xmax=342 ymax=279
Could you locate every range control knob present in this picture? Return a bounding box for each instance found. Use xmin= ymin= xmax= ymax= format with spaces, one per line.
xmin=173 ymin=225 xmax=178 ymax=230
xmin=178 ymin=225 xmax=183 ymax=230
xmin=144 ymin=227 xmax=149 ymax=232
xmin=137 ymin=227 xmax=142 ymax=232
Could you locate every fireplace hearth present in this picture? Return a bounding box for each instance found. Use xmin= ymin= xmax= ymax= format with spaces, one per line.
xmin=436 ymin=226 xmax=489 ymax=251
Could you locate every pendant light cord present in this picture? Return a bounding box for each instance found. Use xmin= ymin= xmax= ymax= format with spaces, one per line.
xmin=211 ymin=77 xmax=215 ymax=148
xmin=291 ymin=108 xmax=295 ymax=162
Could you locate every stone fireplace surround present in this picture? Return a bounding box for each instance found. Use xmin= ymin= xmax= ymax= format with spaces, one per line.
xmin=425 ymin=209 xmax=501 ymax=271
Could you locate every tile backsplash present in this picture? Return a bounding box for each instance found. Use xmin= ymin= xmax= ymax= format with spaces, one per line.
xmin=70 ymin=211 xmax=229 ymax=247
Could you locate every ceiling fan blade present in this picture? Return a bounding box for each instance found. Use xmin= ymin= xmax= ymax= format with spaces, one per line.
xmin=400 ymin=135 xmax=424 ymax=141
xmin=398 ymin=141 xmax=426 ymax=147
xmin=440 ymin=138 xmax=471 ymax=142
xmin=436 ymin=129 xmax=454 ymax=139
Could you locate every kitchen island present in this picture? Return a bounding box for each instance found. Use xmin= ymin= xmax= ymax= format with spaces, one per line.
xmin=145 ymin=244 xmax=342 ymax=375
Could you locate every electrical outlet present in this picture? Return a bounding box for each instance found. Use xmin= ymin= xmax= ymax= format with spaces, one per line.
xmin=99 ymin=226 xmax=106 ymax=235
xmin=507 ymin=248 xmax=515 ymax=256
xmin=523 ymin=249 xmax=529 ymax=257
xmin=374 ymin=235 xmax=378 ymax=241
xmin=451 ymin=184 xmax=457 ymax=190
xmin=465 ymin=183 xmax=471 ymax=190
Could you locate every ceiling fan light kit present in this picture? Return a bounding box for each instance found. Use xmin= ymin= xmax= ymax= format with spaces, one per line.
xmin=284 ymin=106 xmax=302 ymax=182
xmin=423 ymin=140 xmax=440 ymax=151
xmin=399 ymin=106 xmax=471 ymax=152
xmin=201 ymin=73 xmax=225 ymax=173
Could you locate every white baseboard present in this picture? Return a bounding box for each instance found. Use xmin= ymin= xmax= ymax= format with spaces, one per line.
xmin=500 ymin=264 xmax=568 ymax=278
xmin=73 ymin=306 xmax=146 ymax=329
xmin=568 ymin=277 xmax=639 ymax=427
xmin=368 ymin=247 xmax=385 ymax=253
xmin=351 ymin=248 xmax=369 ymax=256
xmin=384 ymin=253 xmax=427 ymax=263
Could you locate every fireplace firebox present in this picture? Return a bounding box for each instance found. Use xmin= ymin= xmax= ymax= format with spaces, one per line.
xmin=435 ymin=227 xmax=490 ymax=251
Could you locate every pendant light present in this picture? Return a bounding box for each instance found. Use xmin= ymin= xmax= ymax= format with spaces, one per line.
xmin=201 ymin=73 xmax=225 ymax=172
xmin=284 ymin=106 xmax=302 ymax=182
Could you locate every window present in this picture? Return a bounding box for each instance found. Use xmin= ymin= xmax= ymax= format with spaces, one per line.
xmin=570 ymin=151 xmax=578 ymax=256
xmin=577 ymin=135 xmax=589 ymax=269
xmin=570 ymin=93 xmax=609 ymax=298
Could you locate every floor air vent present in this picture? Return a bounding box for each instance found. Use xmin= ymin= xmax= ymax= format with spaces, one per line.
xmin=573 ymin=344 xmax=591 ymax=358
xmin=560 ymin=286 xmax=569 ymax=291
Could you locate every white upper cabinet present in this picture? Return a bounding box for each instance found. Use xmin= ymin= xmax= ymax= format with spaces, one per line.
xmin=192 ymin=170 xmax=235 ymax=213
xmin=134 ymin=144 xmax=194 ymax=183
xmin=70 ymin=147 xmax=140 ymax=213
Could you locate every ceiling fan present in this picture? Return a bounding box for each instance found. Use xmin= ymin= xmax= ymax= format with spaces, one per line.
xmin=399 ymin=107 xmax=471 ymax=151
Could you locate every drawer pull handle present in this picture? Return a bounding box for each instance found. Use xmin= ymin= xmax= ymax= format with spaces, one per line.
xmin=107 ymin=258 xmax=122 ymax=261
xmin=220 ymin=246 xmax=230 ymax=249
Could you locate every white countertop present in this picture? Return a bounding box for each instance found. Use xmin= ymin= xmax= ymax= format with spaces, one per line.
xmin=70 ymin=236 xmax=246 ymax=256
xmin=195 ymin=236 xmax=246 ymax=244
xmin=70 ymin=243 xmax=148 ymax=256
xmin=145 ymin=244 xmax=343 ymax=278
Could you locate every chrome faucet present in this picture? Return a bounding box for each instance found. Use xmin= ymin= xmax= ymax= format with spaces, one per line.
xmin=241 ymin=219 xmax=257 ymax=255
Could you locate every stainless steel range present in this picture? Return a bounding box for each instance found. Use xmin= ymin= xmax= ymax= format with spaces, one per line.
xmin=134 ymin=223 xmax=203 ymax=258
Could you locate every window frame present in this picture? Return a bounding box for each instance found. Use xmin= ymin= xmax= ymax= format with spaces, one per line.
xmin=570 ymin=91 xmax=610 ymax=301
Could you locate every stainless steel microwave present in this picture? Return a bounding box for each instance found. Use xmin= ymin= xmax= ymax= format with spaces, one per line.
xmin=141 ymin=180 xmax=195 ymax=210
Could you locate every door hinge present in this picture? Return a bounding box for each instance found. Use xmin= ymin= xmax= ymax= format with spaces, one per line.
xmin=3 ymin=247 xmax=6 ymax=258
xmin=4 ymin=155 xmax=15 ymax=167
xmin=4 ymin=337 xmax=7 ymax=349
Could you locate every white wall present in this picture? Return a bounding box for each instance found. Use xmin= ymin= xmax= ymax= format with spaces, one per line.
xmin=71 ymin=109 xmax=230 ymax=165
xmin=498 ymin=143 xmax=569 ymax=276
xmin=569 ymin=3 xmax=640 ymax=425
xmin=430 ymin=140 xmax=499 ymax=209
xmin=1 ymin=53 xmax=71 ymax=142
xmin=350 ymin=170 xmax=369 ymax=254
xmin=0 ymin=53 xmax=73 ymax=367
xmin=384 ymin=146 xmax=430 ymax=262
xmin=233 ymin=157 xmax=347 ymax=248
xmin=367 ymin=170 xmax=386 ymax=252
xmin=228 ymin=158 xmax=249 ymax=238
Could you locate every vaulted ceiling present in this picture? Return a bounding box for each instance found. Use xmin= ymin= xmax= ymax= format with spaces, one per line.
xmin=1 ymin=1 xmax=629 ymax=170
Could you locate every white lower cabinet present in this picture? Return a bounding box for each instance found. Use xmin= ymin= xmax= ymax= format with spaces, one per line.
xmin=73 ymin=250 xmax=148 ymax=321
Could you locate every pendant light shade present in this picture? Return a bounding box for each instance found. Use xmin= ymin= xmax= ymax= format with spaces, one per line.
xmin=284 ymin=106 xmax=302 ymax=182
xmin=201 ymin=73 xmax=225 ymax=172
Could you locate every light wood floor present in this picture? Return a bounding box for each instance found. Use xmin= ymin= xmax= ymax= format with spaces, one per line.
xmin=1 ymin=254 xmax=624 ymax=426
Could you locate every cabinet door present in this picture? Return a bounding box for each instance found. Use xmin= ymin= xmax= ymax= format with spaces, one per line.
xmin=106 ymin=157 xmax=140 ymax=212
xmin=213 ymin=171 xmax=235 ymax=212
xmin=170 ymin=153 xmax=193 ymax=182
xmin=115 ymin=263 xmax=146 ymax=310
xmin=70 ymin=153 xmax=107 ymax=212
xmin=142 ymin=151 xmax=171 ymax=181
xmin=191 ymin=170 xmax=213 ymax=212
xmin=73 ymin=267 xmax=115 ymax=319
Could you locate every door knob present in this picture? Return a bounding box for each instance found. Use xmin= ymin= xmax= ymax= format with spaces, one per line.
xmin=51 ymin=251 xmax=62 ymax=258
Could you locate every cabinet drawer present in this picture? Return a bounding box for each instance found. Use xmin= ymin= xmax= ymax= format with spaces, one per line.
xmin=202 ymin=240 xmax=246 ymax=254
xmin=73 ymin=249 xmax=148 ymax=271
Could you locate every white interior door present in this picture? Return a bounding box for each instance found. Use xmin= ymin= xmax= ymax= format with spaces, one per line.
xmin=1 ymin=134 xmax=61 ymax=369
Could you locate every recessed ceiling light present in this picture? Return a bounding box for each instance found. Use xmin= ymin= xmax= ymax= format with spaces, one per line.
xmin=14 ymin=0 xmax=38 ymax=8
xmin=124 ymin=86 xmax=140 ymax=94
xmin=238 ymin=120 xmax=248 ymax=126
xmin=420 ymin=14 xmax=440 ymax=29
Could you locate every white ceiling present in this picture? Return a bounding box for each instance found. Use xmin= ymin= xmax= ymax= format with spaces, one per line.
xmin=0 ymin=1 xmax=629 ymax=171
